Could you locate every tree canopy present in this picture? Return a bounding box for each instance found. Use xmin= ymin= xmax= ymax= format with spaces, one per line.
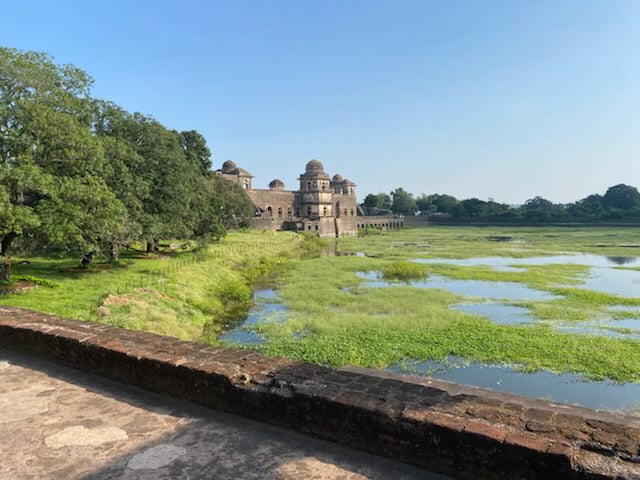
xmin=363 ymin=185 xmax=640 ymax=223
xmin=0 ymin=47 xmax=251 ymax=280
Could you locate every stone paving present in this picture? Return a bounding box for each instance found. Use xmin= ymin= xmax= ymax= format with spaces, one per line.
xmin=0 ymin=348 xmax=449 ymax=480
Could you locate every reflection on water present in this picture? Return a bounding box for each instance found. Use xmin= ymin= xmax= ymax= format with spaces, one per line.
xmin=219 ymin=289 xmax=287 ymax=345
xmin=412 ymin=254 xmax=640 ymax=298
xmin=607 ymin=256 xmax=638 ymax=265
xmin=355 ymin=271 xmax=559 ymax=301
xmin=452 ymin=303 xmax=535 ymax=325
xmin=389 ymin=356 xmax=640 ymax=413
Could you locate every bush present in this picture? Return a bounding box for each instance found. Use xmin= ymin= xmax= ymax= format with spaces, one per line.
xmin=380 ymin=261 xmax=427 ymax=281
xmin=298 ymin=232 xmax=329 ymax=257
xmin=216 ymin=277 xmax=252 ymax=306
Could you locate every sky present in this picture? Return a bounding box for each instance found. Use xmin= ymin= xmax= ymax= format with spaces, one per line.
xmin=3 ymin=0 xmax=640 ymax=204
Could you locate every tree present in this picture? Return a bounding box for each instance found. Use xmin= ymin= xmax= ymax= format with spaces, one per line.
xmin=390 ymin=188 xmax=417 ymax=215
xmin=461 ymin=198 xmax=487 ymax=217
xmin=428 ymin=194 xmax=460 ymax=214
xmin=362 ymin=193 xmax=378 ymax=208
xmin=97 ymin=111 xmax=202 ymax=252
xmin=179 ymin=130 xmax=212 ymax=175
xmin=522 ymin=196 xmax=566 ymax=222
xmin=567 ymin=194 xmax=605 ymax=219
xmin=0 ymin=48 xmax=123 ymax=279
xmin=362 ymin=192 xmax=392 ymax=209
xmin=602 ymin=184 xmax=640 ymax=211
xmin=208 ymin=175 xmax=254 ymax=230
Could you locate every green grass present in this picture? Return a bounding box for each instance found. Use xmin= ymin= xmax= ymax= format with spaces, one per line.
xmin=254 ymin=250 xmax=640 ymax=382
xmin=337 ymin=225 xmax=640 ymax=259
xmin=242 ymin=226 xmax=640 ymax=382
xmin=380 ymin=261 xmax=428 ymax=281
xmin=4 ymin=225 xmax=640 ymax=383
xmin=1 ymin=230 xmax=301 ymax=341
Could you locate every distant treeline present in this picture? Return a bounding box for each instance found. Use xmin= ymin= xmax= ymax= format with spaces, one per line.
xmin=362 ymin=185 xmax=640 ymax=224
xmin=0 ymin=47 xmax=253 ymax=281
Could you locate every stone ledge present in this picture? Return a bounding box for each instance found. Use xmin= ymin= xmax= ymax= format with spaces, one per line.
xmin=1 ymin=306 xmax=639 ymax=480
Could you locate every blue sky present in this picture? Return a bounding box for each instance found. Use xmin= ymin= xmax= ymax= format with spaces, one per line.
xmin=3 ymin=0 xmax=639 ymax=203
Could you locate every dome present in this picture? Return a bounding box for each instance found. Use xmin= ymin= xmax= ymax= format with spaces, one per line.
xmin=221 ymin=160 xmax=237 ymax=173
xmin=332 ymin=174 xmax=343 ymax=183
xmin=342 ymin=178 xmax=355 ymax=186
xmin=269 ymin=179 xmax=285 ymax=190
xmin=305 ymin=159 xmax=324 ymax=174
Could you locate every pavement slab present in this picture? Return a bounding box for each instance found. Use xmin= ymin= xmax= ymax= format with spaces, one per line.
xmin=0 ymin=348 xmax=450 ymax=480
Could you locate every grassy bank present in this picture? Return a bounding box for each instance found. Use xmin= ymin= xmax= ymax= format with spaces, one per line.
xmin=0 ymin=231 xmax=300 ymax=341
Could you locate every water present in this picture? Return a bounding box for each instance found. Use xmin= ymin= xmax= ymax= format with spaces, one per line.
xmin=412 ymin=254 xmax=640 ymax=298
xmin=452 ymin=303 xmax=535 ymax=325
xmin=355 ymin=271 xmax=559 ymax=301
xmin=389 ymin=356 xmax=640 ymax=413
xmin=554 ymin=318 xmax=640 ymax=340
xmin=609 ymin=305 xmax=640 ymax=313
xmin=218 ymin=289 xmax=287 ymax=345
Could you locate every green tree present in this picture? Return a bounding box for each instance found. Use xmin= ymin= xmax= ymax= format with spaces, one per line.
xmin=179 ymin=130 xmax=212 ymax=175
xmin=208 ymin=175 xmax=254 ymax=231
xmin=602 ymin=184 xmax=640 ymax=211
xmin=362 ymin=192 xmax=392 ymax=209
xmin=429 ymin=194 xmax=460 ymax=214
xmin=522 ymin=196 xmax=567 ymax=222
xmin=0 ymin=48 xmax=123 ymax=279
xmin=390 ymin=188 xmax=417 ymax=215
xmin=97 ymin=110 xmax=202 ymax=252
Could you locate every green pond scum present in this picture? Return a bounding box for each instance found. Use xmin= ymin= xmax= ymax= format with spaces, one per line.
xmin=2 ymin=226 xmax=640 ymax=382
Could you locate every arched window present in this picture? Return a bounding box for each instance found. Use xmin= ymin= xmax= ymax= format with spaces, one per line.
xmin=315 ymin=224 xmax=319 ymax=230
xmin=307 ymin=181 xmax=311 ymax=190
xmin=323 ymin=206 xmax=327 ymax=216
xmin=307 ymin=224 xmax=312 ymax=230
xmin=350 ymin=209 xmax=354 ymax=216
xmin=278 ymin=207 xmax=282 ymax=218
xmin=344 ymin=209 xmax=348 ymax=216
xmin=267 ymin=206 xmax=273 ymax=217
xmin=287 ymin=208 xmax=292 ymax=217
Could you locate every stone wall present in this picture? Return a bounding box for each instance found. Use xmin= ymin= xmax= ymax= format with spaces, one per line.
xmin=245 ymin=189 xmax=298 ymax=219
xmin=2 ymin=306 xmax=639 ymax=480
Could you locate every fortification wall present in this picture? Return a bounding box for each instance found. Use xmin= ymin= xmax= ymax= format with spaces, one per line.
xmin=1 ymin=306 xmax=638 ymax=480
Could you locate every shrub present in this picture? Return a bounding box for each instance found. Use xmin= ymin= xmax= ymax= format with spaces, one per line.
xmin=380 ymin=261 xmax=427 ymax=281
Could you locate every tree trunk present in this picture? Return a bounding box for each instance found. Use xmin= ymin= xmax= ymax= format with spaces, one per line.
xmin=109 ymin=242 xmax=119 ymax=262
xmin=1 ymin=233 xmax=17 ymax=282
xmin=146 ymin=239 xmax=160 ymax=254
xmin=81 ymin=252 xmax=94 ymax=268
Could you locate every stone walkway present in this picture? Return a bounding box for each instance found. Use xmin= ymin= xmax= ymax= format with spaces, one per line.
xmin=0 ymin=348 xmax=450 ymax=480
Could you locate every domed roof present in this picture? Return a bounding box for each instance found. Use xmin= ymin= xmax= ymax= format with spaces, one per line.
xmin=221 ymin=160 xmax=237 ymax=173
xmin=269 ymin=179 xmax=285 ymax=189
xmin=305 ymin=159 xmax=324 ymax=174
xmin=342 ymin=178 xmax=355 ymax=186
xmin=332 ymin=174 xmax=343 ymax=183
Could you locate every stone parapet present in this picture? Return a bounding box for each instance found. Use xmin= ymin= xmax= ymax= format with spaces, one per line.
xmin=1 ymin=306 xmax=639 ymax=480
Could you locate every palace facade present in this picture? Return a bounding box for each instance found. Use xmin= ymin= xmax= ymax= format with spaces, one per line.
xmin=216 ymin=159 xmax=402 ymax=237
